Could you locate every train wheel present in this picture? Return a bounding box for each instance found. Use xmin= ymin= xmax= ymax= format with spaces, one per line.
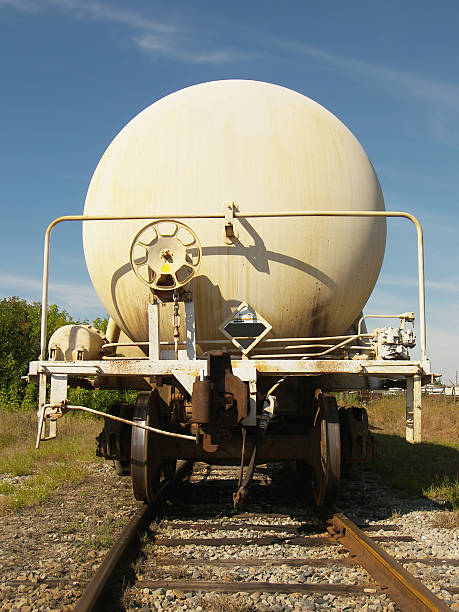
xmin=131 ymin=390 xmax=175 ymax=504
xmin=310 ymin=390 xmax=341 ymax=507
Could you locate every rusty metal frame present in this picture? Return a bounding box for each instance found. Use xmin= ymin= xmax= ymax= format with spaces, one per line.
xmin=33 ymin=354 xmax=430 ymax=446
xmin=30 ymin=358 xmax=430 ymax=378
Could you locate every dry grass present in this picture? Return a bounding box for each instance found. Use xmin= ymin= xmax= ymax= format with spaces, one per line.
xmin=365 ymin=395 xmax=458 ymax=508
xmin=366 ymin=394 xmax=458 ymax=444
xmin=151 ymin=563 xmax=190 ymax=580
xmin=0 ymin=409 xmax=102 ymax=513
xmin=430 ymin=510 xmax=459 ymax=529
xmin=196 ymin=593 xmax=256 ymax=612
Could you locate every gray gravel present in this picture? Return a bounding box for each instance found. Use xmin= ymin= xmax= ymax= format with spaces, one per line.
xmin=0 ymin=462 xmax=457 ymax=611
xmin=121 ymin=464 xmax=458 ymax=611
xmin=0 ymin=462 xmax=138 ymax=612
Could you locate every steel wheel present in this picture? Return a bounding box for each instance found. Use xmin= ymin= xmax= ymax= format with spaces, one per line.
xmin=131 ymin=390 xmax=175 ymax=504
xmin=310 ymin=390 xmax=341 ymax=507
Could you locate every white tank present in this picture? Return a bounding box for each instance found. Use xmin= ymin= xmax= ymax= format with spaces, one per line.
xmin=83 ymin=80 xmax=386 ymax=346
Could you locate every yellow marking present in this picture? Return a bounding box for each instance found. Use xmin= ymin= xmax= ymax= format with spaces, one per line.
xmin=161 ymin=264 xmax=171 ymax=273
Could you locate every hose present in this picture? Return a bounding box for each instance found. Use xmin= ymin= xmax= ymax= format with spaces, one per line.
xmin=266 ymin=377 xmax=286 ymax=397
xmin=42 ymin=402 xmax=196 ymax=441
xmin=233 ymin=394 xmax=277 ymax=508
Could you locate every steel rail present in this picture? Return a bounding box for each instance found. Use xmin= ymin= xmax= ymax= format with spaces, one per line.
xmin=328 ymin=513 xmax=451 ymax=612
xmin=73 ymin=502 xmax=152 ymax=612
xmin=73 ymin=460 xmax=191 ymax=612
xmin=73 ymin=468 xmax=450 ymax=612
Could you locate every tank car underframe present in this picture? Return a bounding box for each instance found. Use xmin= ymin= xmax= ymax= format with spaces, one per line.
xmin=29 ymin=355 xmax=428 ymax=507
xmin=33 ymin=208 xmax=431 ymax=442
xmin=30 ymin=355 xmax=430 ymax=445
xmin=29 ymin=290 xmax=430 ymax=506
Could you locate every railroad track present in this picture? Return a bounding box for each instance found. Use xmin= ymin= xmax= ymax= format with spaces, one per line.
xmin=74 ymin=463 xmax=456 ymax=612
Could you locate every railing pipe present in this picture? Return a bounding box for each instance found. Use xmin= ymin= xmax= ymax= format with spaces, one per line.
xmin=40 ymin=211 xmax=426 ymax=361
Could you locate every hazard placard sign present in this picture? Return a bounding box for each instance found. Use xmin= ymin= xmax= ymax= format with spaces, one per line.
xmin=219 ymin=302 xmax=272 ymax=355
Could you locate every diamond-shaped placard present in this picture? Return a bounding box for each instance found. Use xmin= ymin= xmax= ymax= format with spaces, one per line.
xmin=219 ymin=302 xmax=272 ymax=355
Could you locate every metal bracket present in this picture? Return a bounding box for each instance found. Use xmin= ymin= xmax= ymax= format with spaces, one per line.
xmin=171 ymin=370 xmax=196 ymax=395
xmin=35 ymin=373 xmax=67 ymax=448
xmin=147 ymin=291 xmax=196 ymax=361
xmin=185 ymin=299 xmax=196 ymax=359
xmin=49 ymin=373 xmax=67 ymax=440
xmin=223 ymin=202 xmax=239 ymax=244
xmin=234 ymin=364 xmax=257 ymax=426
xmin=35 ymin=372 xmax=47 ymax=448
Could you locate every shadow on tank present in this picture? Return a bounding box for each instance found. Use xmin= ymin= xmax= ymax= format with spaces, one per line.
xmin=201 ymin=215 xmax=336 ymax=290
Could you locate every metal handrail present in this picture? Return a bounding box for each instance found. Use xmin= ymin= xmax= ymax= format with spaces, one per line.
xmin=40 ymin=210 xmax=426 ymax=361
xmin=357 ymin=313 xmax=415 ymax=336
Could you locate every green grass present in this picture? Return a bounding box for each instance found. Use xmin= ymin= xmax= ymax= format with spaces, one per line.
xmin=3 ymin=463 xmax=90 ymax=512
xmin=369 ymin=433 xmax=458 ymax=508
xmin=0 ymin=409 xmax=102 ymax=513
xmin=366 ymin=396 xmax=459 ymax=509
xmin=89 ymin=518 xmax=127 ymax=549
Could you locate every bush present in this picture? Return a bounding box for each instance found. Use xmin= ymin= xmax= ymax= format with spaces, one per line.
xmin=67 ymin=388 xmax=138 ymax=415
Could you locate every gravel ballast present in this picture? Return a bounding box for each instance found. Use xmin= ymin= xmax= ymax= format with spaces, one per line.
xmin=0 ymin=462 xmax=457 ymax=611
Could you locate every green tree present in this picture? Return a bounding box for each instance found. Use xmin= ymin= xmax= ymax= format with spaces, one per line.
xmin=0 ymin=298 xmax=128 ymax=413
xmin=0 ymin=297 xmax=76 ymax=408
xmin=92 ymin=316 xmax=109 ymax=334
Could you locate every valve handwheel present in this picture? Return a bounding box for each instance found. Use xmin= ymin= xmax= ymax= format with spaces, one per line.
xmin=130 ymin=220 xmax=201 ymax=290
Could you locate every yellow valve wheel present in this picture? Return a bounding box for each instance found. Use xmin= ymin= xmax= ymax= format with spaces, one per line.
xmin=130 ymin=220 xmax=201 ymax=290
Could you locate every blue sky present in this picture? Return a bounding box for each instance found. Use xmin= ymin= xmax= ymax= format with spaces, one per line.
xmin=0 ymin=0 xmax=458 ymax=382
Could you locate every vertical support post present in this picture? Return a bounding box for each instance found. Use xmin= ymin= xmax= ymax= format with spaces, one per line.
xmin=35 ymin=372 xmax=47 ymax=448
xmin=48 ymin=373 xmax=68 ymax=439
xmin=406 ymin=377 xmax=414 ymax=443
xmin=406 ymin=374 xmax=422 ymax=443
xmin=185 ymin=299 xmax=196 ymax=360
xmin=413 ymin=374 xmax=422 ymax=443
xmin=148 ymin=300 xmax=160 ymax=361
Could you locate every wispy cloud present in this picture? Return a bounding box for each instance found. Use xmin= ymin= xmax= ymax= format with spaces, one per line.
xmin=273 ymin=39 xmax=459 ymax=147
xmin=134 ymin=32 xmax=260 ymax=64
xmin=0 ymin=273 xmax=102 ymax=311
xmin=3 ymin=0 xmax=459 ymax=125
xmin=277 ymin=40 xmax=459 ymax=111
xmin=1 ymin=0 xmax=253 ymax=64
xmin=425 ymin=279 xmax=459 ymax=292
xmin=377 ymin=164 xmax=456 ymax=195
xmin=0 ymin=0 xmax=38 ymax=11
xmin=49 ymin=0 xmax=175 ymax=35
xmin=379 ymin=276 xmax=459 ymax=293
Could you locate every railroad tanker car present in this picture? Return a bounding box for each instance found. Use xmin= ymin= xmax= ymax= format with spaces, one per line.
xmin=28 ymin=80 xmax=432 ymax=507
